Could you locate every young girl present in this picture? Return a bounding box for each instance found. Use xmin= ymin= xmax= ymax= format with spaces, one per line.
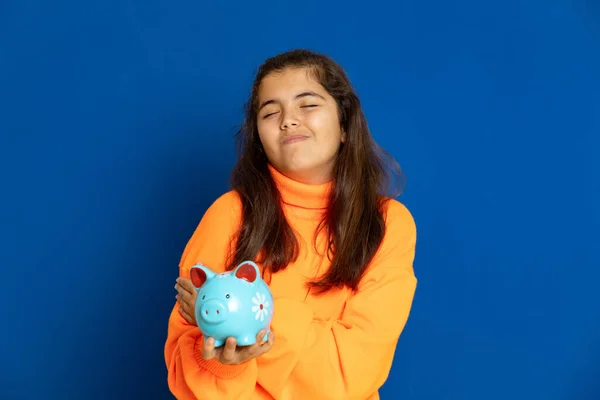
xmin=168 ymin=48 xmax=418 ymax=400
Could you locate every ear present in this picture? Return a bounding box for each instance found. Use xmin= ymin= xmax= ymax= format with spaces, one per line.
xmin=234 ymin=260 xmax=260 ymax=283
xmin=340 ymin=129 xmax=346 ymax=143
xmin=190 ymin=264 xmax=215 ymax=288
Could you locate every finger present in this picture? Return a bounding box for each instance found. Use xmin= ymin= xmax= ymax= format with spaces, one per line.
xmin=179 ymin=278 xmax=197 ymax=294
xmin=174 ymin=282 xmax=194 ymax=298
xmin=178 ymin=307 xmax=195 ymax=324
xmin=185 ymin=303 xmax=196 ymax=320
xmin=257 ymin=331 xmax=275 ymax=355
xmin=220 ymin=337 xmax=237 ymax=364
xmin=178 ymin=299 xmax=195 ymax=322
xmin=177 ymin=289 xmax=195 ymax=311
xmin=256 ymin=330 xmax=267 ymax=346
xmin=175 ymin=278 xmax=196 ymax=296
xmin=242 ymin=330 xmax=265 ymax=358
xmin=202 ymin=337 xmax=215 ymax=360
xmin=177 ymin=305 xmax=188 ymax=319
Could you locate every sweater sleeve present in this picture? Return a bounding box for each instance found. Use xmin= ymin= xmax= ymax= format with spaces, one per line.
xmin=164 ymin=192 xmax=258 ymax=400
xmin=256 ymin=200 xmax=418 ymax=400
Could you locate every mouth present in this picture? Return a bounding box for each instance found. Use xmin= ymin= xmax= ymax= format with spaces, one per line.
xmin=282 ymin=135 xmax=309 ymax=145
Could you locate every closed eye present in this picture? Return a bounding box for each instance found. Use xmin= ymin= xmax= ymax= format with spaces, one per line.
xmin=262 ymin=105 xmax=317 ymax=119
xmin=262 ymin=111 xmax=278 ymax=119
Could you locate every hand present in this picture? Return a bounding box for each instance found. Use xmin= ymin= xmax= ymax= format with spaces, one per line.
xmin=174 ymin=277 xmax=197 ymax=325
xmin=175 ymin=277 xmax=275 ymax=364
xmin=202 ymin=330 xmax=275 ymax=365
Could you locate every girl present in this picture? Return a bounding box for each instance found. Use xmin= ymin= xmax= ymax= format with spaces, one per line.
xmin=168 ymin=48 xmax=417 ymax=400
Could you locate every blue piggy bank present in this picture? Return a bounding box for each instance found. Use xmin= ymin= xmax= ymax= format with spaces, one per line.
xmin=190 ymin=260 xmax=273 ymax=347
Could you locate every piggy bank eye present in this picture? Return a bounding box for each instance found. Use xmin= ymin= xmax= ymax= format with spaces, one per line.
xmin=202 ymin=295 xmax=205 ymax=300
xmin=226 ymin=294 xmax=230 ymax=299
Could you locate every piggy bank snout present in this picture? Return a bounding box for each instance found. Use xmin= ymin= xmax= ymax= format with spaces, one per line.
xmin=200 ymin=300 xmax=228 ymax=324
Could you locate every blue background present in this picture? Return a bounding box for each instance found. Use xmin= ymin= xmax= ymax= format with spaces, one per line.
xmin=1 ymin=0 xmax=599 ymax=399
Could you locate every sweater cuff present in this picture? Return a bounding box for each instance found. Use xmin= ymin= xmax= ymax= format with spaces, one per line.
xmin=193 ymin=335 xmax=252 ymax=379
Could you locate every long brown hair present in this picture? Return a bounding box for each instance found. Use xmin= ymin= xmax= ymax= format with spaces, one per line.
xmin=227 ymin=49 xmax=405 ymax=293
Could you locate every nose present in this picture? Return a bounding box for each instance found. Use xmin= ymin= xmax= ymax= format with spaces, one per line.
xmin=280 ymin=111 xmax=300 ymax=130
xmin=200 ymin=300 xmax=227 ymax=324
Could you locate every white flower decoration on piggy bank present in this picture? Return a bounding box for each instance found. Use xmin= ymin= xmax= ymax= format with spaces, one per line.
xmin=190 ymin=260 xmax=274 ymax=348
xmin=252 ymin=292 xmax=269 ymax=322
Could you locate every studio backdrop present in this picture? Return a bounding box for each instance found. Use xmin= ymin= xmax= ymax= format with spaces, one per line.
xmin=1 ymin=0 xmax=599 ymax=399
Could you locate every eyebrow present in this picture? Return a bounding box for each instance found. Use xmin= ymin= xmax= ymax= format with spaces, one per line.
xmin=258 ymin=91 xmax=326 ymax=112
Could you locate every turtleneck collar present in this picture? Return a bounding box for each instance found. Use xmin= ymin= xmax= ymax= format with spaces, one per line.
xmin=267 ymin=163 xmax=332 ymax=210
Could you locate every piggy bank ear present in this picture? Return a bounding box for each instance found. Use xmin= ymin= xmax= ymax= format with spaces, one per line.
xmin=234 ymin=260 xmax=260 ymax=283
xmin=190 ymin=264 xmax=215 ymax=288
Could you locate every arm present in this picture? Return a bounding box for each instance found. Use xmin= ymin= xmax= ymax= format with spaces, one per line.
xmin=165 ymin=302 xmax=257 ymax=400
xmin=257 ymin=201 xmax=418 ymax=400
xmin=164 ymin=192 xmax=257 ymax=400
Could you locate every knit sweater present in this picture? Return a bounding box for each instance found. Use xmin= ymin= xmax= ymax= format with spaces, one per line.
xmin=164 ymin=164 xmax=418 ymax=400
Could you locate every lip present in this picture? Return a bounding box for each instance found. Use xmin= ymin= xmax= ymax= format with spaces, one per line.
xmin=282 ymin=135 xmax=309 ymax=145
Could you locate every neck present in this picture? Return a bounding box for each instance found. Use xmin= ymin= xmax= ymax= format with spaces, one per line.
xmin=267 ymin=163 xmax=332 ymax=209
xmin=282 ymin=169 xmax=332 ymax=185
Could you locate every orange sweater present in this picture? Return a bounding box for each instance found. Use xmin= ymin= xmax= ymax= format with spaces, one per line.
xmin=164 ymin=164 xmax=418 ymax=400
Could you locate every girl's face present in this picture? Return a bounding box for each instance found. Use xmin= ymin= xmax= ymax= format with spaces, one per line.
xmin=256 ymin=67 xmax=345 ymax=185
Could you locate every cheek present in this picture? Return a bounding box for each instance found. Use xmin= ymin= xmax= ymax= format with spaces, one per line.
xmin=256 ymin=123 xmax=279 ymax=152
xmin=306 ymin=112 xmax=343 ymax=144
